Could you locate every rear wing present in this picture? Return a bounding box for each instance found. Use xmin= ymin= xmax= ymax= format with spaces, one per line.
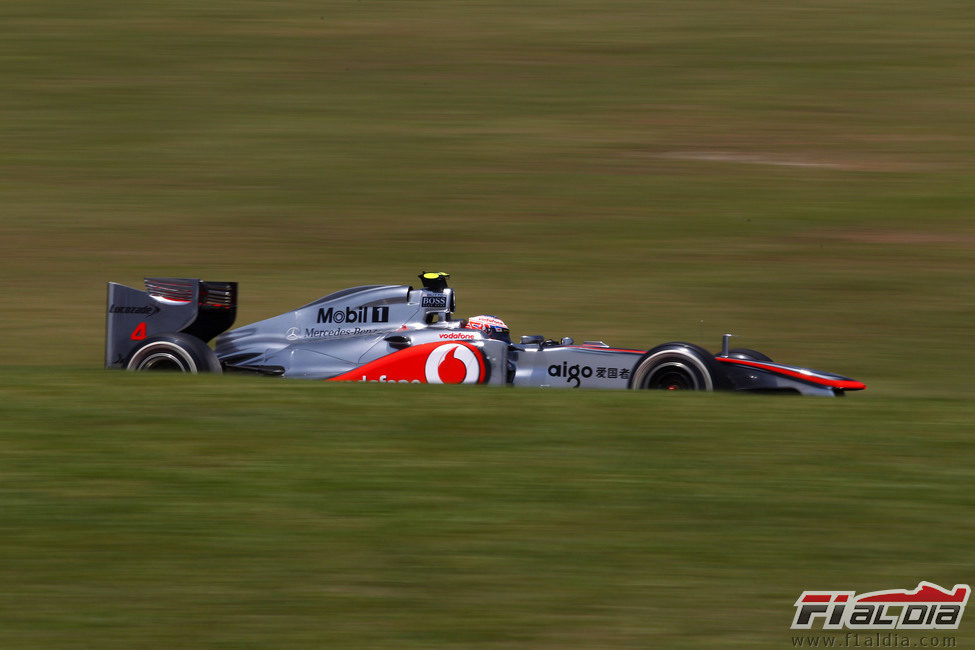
xmin=105 ymin=277 xmax=237 ymax=368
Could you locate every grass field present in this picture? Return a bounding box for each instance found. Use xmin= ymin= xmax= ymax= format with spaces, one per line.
xmin=2 ymin=1 xmax=975 ymax=647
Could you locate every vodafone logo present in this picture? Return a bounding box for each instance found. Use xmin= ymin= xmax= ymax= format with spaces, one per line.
xmin=327 ymin=341 xmax=486 ymax=384
xmin=424 ymin=343 xmax=482 ymax=384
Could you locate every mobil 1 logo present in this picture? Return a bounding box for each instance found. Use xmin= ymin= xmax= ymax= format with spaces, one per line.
xmin=317 ymin=305 xmax=390 ymax=324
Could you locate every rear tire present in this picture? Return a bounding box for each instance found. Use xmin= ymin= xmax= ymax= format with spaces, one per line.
xmin=629 ymin=342 xmax=728 ymax=391
xmin=126 ymin=333 xmax=222 ymax=373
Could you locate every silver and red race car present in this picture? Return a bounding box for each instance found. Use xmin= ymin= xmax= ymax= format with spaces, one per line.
xmin=105 ymin=272 xmax=866 ymax=396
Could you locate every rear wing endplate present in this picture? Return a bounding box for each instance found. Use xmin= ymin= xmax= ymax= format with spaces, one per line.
xmin=105 ymin=277 xmax=237 ymax=368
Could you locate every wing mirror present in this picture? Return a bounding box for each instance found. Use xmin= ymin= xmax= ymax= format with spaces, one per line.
xmin=384 ymin=335 xmax=411 ymax=350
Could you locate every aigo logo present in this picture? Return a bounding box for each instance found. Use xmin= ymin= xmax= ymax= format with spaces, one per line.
xmin=424 ymin=343 xmax=482 ymax=384
xmin=328 ymin=342 xmax=486 ymax=384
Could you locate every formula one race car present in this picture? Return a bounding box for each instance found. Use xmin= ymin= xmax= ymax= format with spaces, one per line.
xmin=105 ymin=272 xmax=866 ymax=396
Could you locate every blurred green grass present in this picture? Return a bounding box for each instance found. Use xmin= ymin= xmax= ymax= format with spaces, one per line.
xmin=2 ymin=371 xmax=974 ymax=649
xmin=2 ymin=1 xmax=975 ymax=647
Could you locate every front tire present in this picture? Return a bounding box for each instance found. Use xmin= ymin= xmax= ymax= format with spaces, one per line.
xmin=126 ymin=333 xmax=222 ymax=373
xmin=629 ymin=342 xmax=727 ymax=391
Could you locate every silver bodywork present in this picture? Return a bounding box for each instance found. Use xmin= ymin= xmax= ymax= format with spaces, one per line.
xmin=106 ymin=275 xmax=866 ymax=396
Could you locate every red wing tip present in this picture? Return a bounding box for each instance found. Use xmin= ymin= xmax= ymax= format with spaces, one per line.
xmin=858 ymin=583 xmax=969 ymax=603
xmin=717 ymin=357 xmax=866 ymax=391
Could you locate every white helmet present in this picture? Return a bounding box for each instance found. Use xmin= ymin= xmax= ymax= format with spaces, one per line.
xmin=464 ymin=315 xmax=510 ymax=343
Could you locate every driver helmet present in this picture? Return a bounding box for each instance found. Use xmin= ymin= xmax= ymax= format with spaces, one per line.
xmin=464 ymin=315 xmax=511 ymax=343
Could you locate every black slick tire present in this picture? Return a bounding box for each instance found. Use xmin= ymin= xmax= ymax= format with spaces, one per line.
xmin=629 ymin=342 xmax=729 ymax=391
xmin=125 ymin=333 xmax=222 ymax=373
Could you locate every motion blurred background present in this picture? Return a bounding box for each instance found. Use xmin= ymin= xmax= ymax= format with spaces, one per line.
xmin=2 ymin=1 xmax=973 ymax=647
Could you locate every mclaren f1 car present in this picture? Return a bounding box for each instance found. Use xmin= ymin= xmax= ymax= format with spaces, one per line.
xmin=105 ymin=272 xmax=866 ymax=396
